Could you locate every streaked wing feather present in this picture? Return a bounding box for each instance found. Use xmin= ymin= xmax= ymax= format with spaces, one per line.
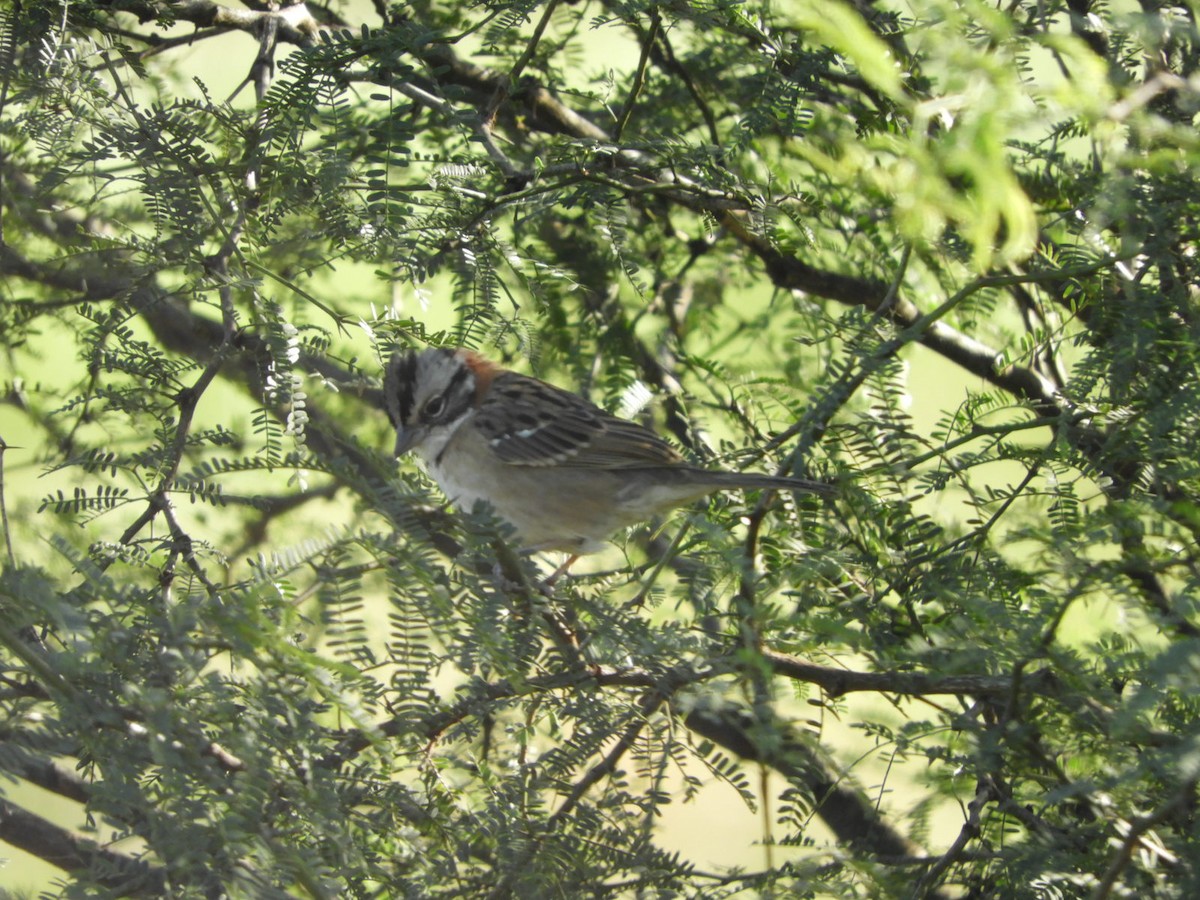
xmin=477 ymin=372 xmax=682 ymax=468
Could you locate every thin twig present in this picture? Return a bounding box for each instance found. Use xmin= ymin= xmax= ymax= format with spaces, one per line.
xmin=1092 ymin=782 xmax=1194 ymax=900
xmin=646 ymin=23 xmax=720 ymax=145
xmin=485 ymin=686 xmax=671 ymax=899
xmin=392 ymin=80 xmax=522 ymax=178
xmin=160 ymin=500 xmax=223 ymax=599
xmin=490 ymin=0 xmax=561 ymax=120
xmin=614 ymin=10 xmax=660 ymax=141
xmin=0 ymin=436 xmax=14 ymax=567
xmin=548 ymin=687 xmax=667 ymax=827
xmin=912 ymin=778 xmax=995 ymax=897
xmin=0 ymin=0 xmax=17 ymax=246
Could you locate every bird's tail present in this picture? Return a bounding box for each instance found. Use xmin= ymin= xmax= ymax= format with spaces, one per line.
xmin=704 ymin=470 xmax=834 ymax=496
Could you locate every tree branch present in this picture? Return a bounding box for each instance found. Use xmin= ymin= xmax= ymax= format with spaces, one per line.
xmin=760 ymin=648 xmax=1058 ymax=700
xmin=104 ymin=0 xmax=323 ymax=47
xmin=912 ymin=777 xmax=994 ymax=897
xmin=378 ymin=23 xmax=1154 ymax=502
xmin=0 ymin=744 xmax=92 ymax=804
xmin=683 ymin=702 xmax=949 ymax=897
xmin=1092 ymin=780 xmax=1195 ymax=900
xmin=0 ymin=797 xmax=165 ymax=894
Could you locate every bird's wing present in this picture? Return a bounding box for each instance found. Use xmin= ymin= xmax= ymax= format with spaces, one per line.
xmin=474 ymin=371 xmax=683 ymax=468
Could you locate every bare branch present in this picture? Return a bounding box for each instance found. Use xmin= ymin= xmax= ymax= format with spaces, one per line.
xmin=0 ymin=797 xmax=165 ymax=893
xmin=104 ymin=0 xmax=324 ymax=47
xmin=1092 ymin=781 xmax=1195 ymax=900
xmin=683 ymin=702 xmax=946 ymax=892
xmin=760 ymin=648 xmax=1058 ymax=700
xmin=913 ymin=778 xmax=994 ymax=897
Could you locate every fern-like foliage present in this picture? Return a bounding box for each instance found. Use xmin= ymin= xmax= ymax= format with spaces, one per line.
xmin=3 ymin=0 xmax=1200 ymax=897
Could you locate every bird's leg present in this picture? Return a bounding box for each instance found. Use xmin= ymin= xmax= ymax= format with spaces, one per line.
xmin=539 ymin=554 xmax=578 ymax=594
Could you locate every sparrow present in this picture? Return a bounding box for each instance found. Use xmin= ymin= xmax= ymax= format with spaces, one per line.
xmin=383 ymin=347 xmax=831 ymax=555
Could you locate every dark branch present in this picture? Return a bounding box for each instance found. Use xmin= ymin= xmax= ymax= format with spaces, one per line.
xmin=683 ymin=703 xmax=950 ymax=897
xmin=760 ymin=648 xmax=1059 ymax=700
xmin=0 ymin=798 xmax=165 ymax=894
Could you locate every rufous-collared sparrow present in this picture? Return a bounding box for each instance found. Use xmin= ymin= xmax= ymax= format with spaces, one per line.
xmin=384 ymin=348 xmax=830 ymax=555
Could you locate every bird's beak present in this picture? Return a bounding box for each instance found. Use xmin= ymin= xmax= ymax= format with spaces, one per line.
xmin=393 ymin=424 xmax=427 ymax=457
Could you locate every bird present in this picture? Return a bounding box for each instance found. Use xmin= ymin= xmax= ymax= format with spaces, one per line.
xmin=383 ymin=347 xmax=832 ymax=558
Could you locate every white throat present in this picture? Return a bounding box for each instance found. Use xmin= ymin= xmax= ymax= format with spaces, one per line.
xmin=414 ymin=410 xmax=473 ymax=469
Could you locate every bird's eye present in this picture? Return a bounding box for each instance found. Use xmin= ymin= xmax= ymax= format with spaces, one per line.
xmin=422 ymin=395 xmax=446 ymax=419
